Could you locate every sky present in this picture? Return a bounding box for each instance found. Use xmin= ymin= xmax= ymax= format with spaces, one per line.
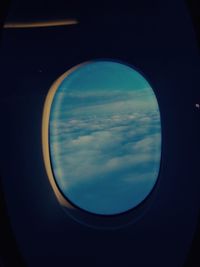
xmin=49 ymin=61 xmax=161 ymax=215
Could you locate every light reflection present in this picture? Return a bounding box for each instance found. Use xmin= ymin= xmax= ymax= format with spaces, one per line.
xmin=4 ymin=19 xmax=78 ymax=29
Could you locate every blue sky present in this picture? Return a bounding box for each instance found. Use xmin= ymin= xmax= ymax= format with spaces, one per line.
xmin=49 ymin=61 xmax=161 ymax=215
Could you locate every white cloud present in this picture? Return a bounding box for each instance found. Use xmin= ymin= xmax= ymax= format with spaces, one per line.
xmin=71 ymin=135 xmax=94 ymax=145
xmin=50 ymin=109 xmax=161 ymax=190
xmin=48 ymin=85 xmax=161 ymax=197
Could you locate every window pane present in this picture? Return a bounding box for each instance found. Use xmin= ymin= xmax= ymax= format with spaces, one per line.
xmin=48 ymin=61 xmax=161 ymax=215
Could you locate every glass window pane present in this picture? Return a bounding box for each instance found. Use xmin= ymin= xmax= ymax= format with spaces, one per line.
xmin=46 ymin=61 xmax=161 ymax=215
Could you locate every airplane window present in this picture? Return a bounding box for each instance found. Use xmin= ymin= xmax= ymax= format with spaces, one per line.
xmin=42 ymin=60 xmax=161 ymax=216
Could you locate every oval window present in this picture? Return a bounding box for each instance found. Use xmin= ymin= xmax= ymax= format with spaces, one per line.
xmin=42 ymin=60 xmax=161 ymax=216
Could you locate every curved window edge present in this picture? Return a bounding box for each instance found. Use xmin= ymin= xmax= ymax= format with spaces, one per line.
xmin=41 ymin=59 xmax=162 ymax=229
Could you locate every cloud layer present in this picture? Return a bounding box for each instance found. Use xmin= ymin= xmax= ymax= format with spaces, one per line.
xmin=49 ymin=85 xmax=161 ymax=214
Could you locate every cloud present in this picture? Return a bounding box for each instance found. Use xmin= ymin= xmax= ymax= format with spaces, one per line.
xmin=49 ymin=86 xmax=161 ymax=213
xmin=50 ymin=113 xmax=161 ymax=187
xmin=71 ymin=135 xmax=94 ymax=145
xmin=51 ymin=88 xmax=158 ymax=119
